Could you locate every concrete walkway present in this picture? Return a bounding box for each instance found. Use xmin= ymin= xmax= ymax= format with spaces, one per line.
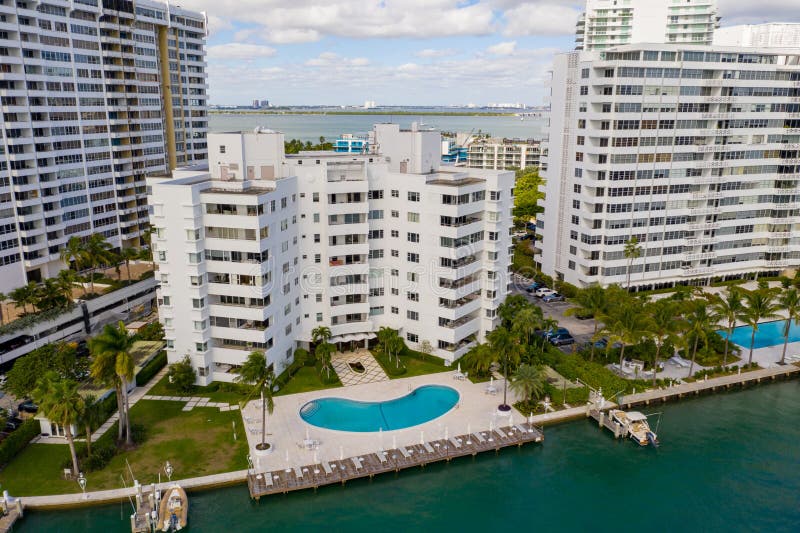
xmin=331 ymin=350 xmax=388 ymax=386
xmin=89 ymin=367 xmax=169 ymax=443
xmin=141 ymin=395 xmax=238 ymax=412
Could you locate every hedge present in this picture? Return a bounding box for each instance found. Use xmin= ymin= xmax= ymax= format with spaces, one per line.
xmin=135 ymin=350 xmax=167 ymax=386
xmin=0 ymin=419 xmax=40 ymax=467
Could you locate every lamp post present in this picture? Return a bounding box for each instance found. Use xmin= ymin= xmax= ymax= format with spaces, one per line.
xmin=77 ymin=472 xmax=87 ymax=499
xmin=164 ymin=461 xmax=173 ymax=482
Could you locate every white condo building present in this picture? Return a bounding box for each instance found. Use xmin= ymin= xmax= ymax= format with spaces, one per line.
xmin=539 ymin=44 xmax=800 ymax=290
xmin=715 ymin=23 xmax=800 ymax=49
xmin=575 ymin=0 xmax=719 ymax=51
xmin=466 ymin=137 xmax=544 ymax=172
xmin=0 ymin=0 xmax=207 ymax=291
xmin=148 ymin=124 xmax=515 ymax=384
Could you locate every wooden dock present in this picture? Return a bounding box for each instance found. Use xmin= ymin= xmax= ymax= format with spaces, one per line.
xmin=0 ymin=499 xmax=23 ymax=533
xmin=616 ymin=364 xmax=800 ymax=409
xmin=587 ymin=409 xmax=626 ymax=439
xmin=248 ymin=423 xmax=543 ymax=500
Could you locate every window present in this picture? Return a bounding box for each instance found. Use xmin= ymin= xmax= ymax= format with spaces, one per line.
xmin=391 ymin=230 xmax=399 ymax=238
xmin=391 ymin=306 xmax=399 ymax=314
xmin=195 ymin=342 xmax=207 ymax=352
xmin=406 ymin=332 xmax=418 ymax=343
xmin=407 ymin=292 xmax=419 ymax=302
xmin=407 ymin=310 xmax=419 ymax=321
xmin=407 ymin=252 xmax=419 ymax=263
xmin=407 ymin=232 xmax=419 ymax=243
xmin=407 ymin=272 xmax=417 ymax=282
xmin=391 ymin=210 xmax=399 ymax=218
xmin=193 ymin=320 xmax=206 ymax=331
xmin=312 ymin=192 xmax=319 ymax=202
xmin=191 ymin=298 xmax=204 ymax=309
xmin=219 ymin=145 xmax=226 ymax=154
xmin=407 ymin=212 xmax=419 ymax=222
xmin=408 ymin=191 xmax=420 ymax=202
xmin=391 ymin=189 xmax=399 ymax=198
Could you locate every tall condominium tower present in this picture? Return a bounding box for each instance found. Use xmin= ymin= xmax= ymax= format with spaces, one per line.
xmin=0 ymin=0 xmax=207 ymax=291
xmin=575 ymin=0 xmax=719 ymax=51
xmin=714 ymin=23 xmax=800 ymax=49
xmin=539 ymin=44 xmax=800 ymax=291
xmin=148 ymin=124 xmax=515 ymax=384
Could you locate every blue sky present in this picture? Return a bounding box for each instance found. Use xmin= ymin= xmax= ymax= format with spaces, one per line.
xmin=176 ymin=0 xmax=800 ymax=106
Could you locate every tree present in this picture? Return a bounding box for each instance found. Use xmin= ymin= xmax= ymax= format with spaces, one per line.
xmin=419 ymin=340 xmax=433 ymax=360
xmin=711 ymin=287 xmax=744 ymax=367
xmin=55 ymin=269 xmax=78 ymax=302
xmin=60 ymin=236 xmax=86 ymax=272
xmin=10 ymin=283 xmax=37 ymax=314
xmin=167 ymin=356 xmax=196 ymax=392
xmin=646 ymin=299 xmax=682 ymax=386
xmin=623 ymin=237 xmax=642 ymax=289
xmin=602 ymin=300 xmax=650 ymax=369
xmin=497 ymin=294 xmax=530 ymax=328
xmin=135 ymin=321 xmax=164 ymax=342
xmin=512 ymin=167 xmax=545 ymax=227
xmin=5 ymin=342 xmax=81 ymax=399
xmin=234 ymin=351 xmax=275 ymax=451
xmin=376 ymin=327 xmax=394 ymax=361
xmin=84 ymin=234 xmax=113 ymax=294
xmin=89 ymin=321 xmax=135 ymax=445
xmin=462 ymin=343 xmax=494 ymax=376
xmin=564 ymin=284 xmax=607 ymax=360
xmin=487 ymin=327 xmax=521 ymax=410
xmin=685 ymin=299 xmax=720 ymax=377
xmin=311 ymin=325 xmax=332 ymax=346
xmin=510 ymin=364 xmax=547 ymax=404
xmin=778 ymin=288 xmax=800 ymax=365
xmin=314 ymin=342 xmax=335 ymax=378
xmin=120 ymin=247 xmax=139 ymax=281
xmin=739 ymin=289 xmax=780 ymax=366
xmin=33 ymin=371 xmax=84 ymax=476
xmin=79 ymin=393 xmax=102 ymax=457
xmin=511 ymin=306 xmax=543 ymax=347
xmin=36 ymin=278 xmax=67 ymax=311
xmin=539 ymin=317 xmax=559 ymax=351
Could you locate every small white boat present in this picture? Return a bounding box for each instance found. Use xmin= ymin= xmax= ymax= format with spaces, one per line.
xmin=610 ymin=410 xmax=659 ymax=447
xmin=159 ymin=484 xmax=188 ymax=531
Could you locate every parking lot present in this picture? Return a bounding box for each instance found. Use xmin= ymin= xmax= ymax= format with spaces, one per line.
xmin=509 ymin=274 xmax=599 ymax=351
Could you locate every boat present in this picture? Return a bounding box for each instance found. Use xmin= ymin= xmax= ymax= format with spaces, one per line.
xmin=609 ymin=410 xmax=659 ymax=447
xmin=159 ymin=484 xmax=188 ymax=531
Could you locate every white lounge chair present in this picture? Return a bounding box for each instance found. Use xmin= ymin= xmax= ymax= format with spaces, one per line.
xmin=293 ymin=466 xmax=303 ymax=479
xmin=423 ymin=442 xmax=435 ymax=454
xmin=473 ymin=432 xmax=486 ymax=444
xmin=495 ymin=427 xmax=507 ymax=439
xmin=399 ymin=447 xmax=411 ymax=459
xmin=351 ymin=457 xmax=363 ymax=470
xmin=264 ymin=473 xmax=274 ymax=487
xmin=449 ymin=437 xmax=462 ymax=449
xmin=322 ymin=461 xmax=333 ymax=475
xmin=377 ymin=451 xmax=388 ymax=463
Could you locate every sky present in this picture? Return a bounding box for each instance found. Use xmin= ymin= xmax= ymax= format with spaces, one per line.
xmin=175 ymin=0 xmax=800 ymax=107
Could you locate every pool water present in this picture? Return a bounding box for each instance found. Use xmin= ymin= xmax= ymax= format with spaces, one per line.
xmin=299 ymin=385 xmax=460 ymax=432
xmin=718 ymin=319 xmax=799 ymax=349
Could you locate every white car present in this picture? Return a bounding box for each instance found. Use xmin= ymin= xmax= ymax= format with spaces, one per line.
xmin=534 ymin=287 xmax=555 ymax=298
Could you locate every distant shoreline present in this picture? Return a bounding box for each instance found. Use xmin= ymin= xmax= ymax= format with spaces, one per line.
xmin=209 ymin=110 xmax=522 ymax=117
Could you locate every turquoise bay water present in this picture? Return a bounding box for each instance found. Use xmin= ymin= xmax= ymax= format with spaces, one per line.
xmin=300 ymin=385 xmax=460 ymax=432
xmin=718 ymin=319 xmax=799 ymax=349
xmin=19 ymin=381 xmax=800 ymax=532
xmin=209 ymin=113 xmax=546 ymax=142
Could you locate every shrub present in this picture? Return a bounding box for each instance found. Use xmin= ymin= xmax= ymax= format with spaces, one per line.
xmin=135 ymin=351 xmax=167 ymax=386
xmin=166 ymin=356 xmax=196 ymax=392
xmin=554 ymin=281 xmax=579 ymax=298
xmin=372 ymin=350 xmax=407 ymax=377
xmin=0 ymin=420 xmax=40 ymax=467
xmin=135 ymin=321 xmax=164 ymax=342
xmin=294 ymin=348 xmax=314 ymax=367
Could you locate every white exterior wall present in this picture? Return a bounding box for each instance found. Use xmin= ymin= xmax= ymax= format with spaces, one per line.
xmin=714 ymin=24 xmax=800 ymax=49
xmin=0 ymin=0 xmax=207 ymax=292
xmin=577 ymin=0 xmax=718 ymax=51
xmin=149 ymin=127 xmax=515 ymax=383
xmin=540 ymin=44 xmax=800 ymax=290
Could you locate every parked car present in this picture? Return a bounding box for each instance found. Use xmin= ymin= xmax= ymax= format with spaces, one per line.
xmin=534 ymin=287 xmax=555 ymax=298
xmin=575 ymin=311 xmax=594 ymax=320
xmin=525 ymin=282 xmax=544 ymax=293
xmin=18 ymin=400 xmax=38 ymax=414
xmin=0 ymin=374 xmax=6 ymax=387
xmin=4 ymin=417 xmax=22 ymax=431
xmin=542 ymin=292 xmax=565 ymax=303
xmin=550 ymin=333 xmax=576 ymax=346
xmin=537 ymin=327 xmax=569 ymax=340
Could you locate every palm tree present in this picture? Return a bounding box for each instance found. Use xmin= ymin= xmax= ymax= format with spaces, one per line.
xmin=487 ymin=327 xmax=521 ymax=411
xmin=89 ymin=321 xmax=135 ymax=445
xmin=36 ymin=278 xmax=64 ymax=311
xmin=60 ymin=236 xmax=86 ymax=272
xmin=623 ymin=237 xmax=642 ymax=289
xmin=539 ymin=317 xmax=559 ymax=351
xmin=79 ymin=393 xmax=102 ymax=457
xmin=120 ymin=247 xmax=139 ymax=281
xmin=778 ymin=288 xmax=800 ymax=365
xmin=234 ymin=351 xmax=275 ymax=451
xmin=564 ymin=284 xmax=606 ymax=360
xmin=685 ymin=300 xmax=720 ymax=377
xmin=33 ymin=371 xmax=84 ymax=476
xmin=463 ymin=343 xmax=494 ymax=376
xmin=602 ymin=301 xmax=650 ymax=369
xmin=84 ymin=234 xmax=113 ymax=294
xmin=55 ymin=269 xmax=78 ymax=302
xmin=509 ymin=364 xmax=547 ymax=404
xmin=646 ymin=299 xmax=682 ymax=386
xmin=711 ymin=287 xmax=744 ymax=367
xmin=376 ymin=326 xmax=394 ymax=361
xmin=511 ymin=305 xmax=542 ymax=346
xmin=739 ymin=289 xmax=780 ymax=366
xmin=497 ymin=294 xmax=530 ymax=328
xmin=10 ymin=283 xmax=36 ymax=314
xmin=314 ymin=341 xmax=335 ymax=378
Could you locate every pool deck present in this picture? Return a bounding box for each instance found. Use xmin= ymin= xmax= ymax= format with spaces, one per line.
xmin=242 ymin=372 xmax=529 ymax=474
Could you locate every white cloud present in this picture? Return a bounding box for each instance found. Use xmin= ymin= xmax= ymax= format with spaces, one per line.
xmin=487 ymin=41 xmax=517 ymax=56
xmin=415 ymin=48 xmax=459 ymax=58
xmin=207 ymin=43 xmax=277 ymax=60
xmin=305 ymin=52 xmax=370 ymax=67
xmin=717 ymin=0 xmax=800 ymax=25
xmin=503 ymin=3 xmax=582 ymax=36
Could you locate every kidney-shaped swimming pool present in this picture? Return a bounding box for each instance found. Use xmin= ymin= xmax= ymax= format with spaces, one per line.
xmin=299 ymin=385 xmax=460 ymax=432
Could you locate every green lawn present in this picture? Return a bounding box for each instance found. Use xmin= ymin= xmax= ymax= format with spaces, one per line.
xmin=0 ymin=400 xmax=248 ymax=496
xmin=276 ymin=366 xmax=342 ymax=396
xmin=372 ymin=350 xmax=450 ymax=379
xmin=146 ymin=374 xmax=251 ymax=404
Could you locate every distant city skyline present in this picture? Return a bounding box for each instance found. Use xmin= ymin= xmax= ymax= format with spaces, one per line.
xmin=180 ymin=0 xmax=800 ymax=106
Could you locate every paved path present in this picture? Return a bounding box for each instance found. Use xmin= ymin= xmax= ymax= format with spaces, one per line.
xmin=141 ymin=395 xmax=238 ymax=412
xmin=90 ymin=367 xmax=169 ymax=442
xmin=331 ymin=350 xmax=388 ymax=386
xmin=21 ymin=470 xmax=249 ymax=510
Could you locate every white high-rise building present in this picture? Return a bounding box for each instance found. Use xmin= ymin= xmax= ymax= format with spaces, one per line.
xmin=575 ymin=0 xmax=719 ymax=51
xmin=148 ymin=124 xmax=515 ymax=384
xmin=539 ymin=44 xmax=800 ymax=291
xmin=0 ymin=0 xmax=208 ymax=291
xmin=467 ymin=138 xmax=544 ymax=172
xmin=715 ymin=23 xmax=800 ymax=49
